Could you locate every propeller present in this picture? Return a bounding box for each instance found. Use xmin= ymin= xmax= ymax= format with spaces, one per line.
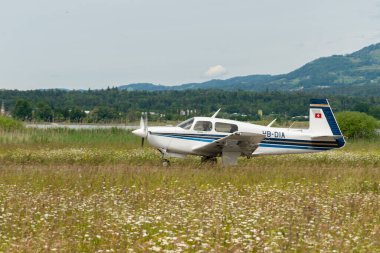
xmin=132 ymin=113 xmax=148 ymax=148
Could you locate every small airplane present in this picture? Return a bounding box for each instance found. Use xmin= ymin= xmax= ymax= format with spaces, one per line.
xmin=132 ymin=99 xmax=345 ymax=166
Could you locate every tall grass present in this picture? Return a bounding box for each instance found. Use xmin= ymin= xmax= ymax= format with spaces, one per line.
xmin=0 ymin=127 xmax=140 ymax=148
xmin=0 ymin=162 xmax=379 ymax=252
xmin=0 ymin=128 xmax=379 ymax=251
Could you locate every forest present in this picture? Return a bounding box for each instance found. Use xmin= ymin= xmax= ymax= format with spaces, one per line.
xmin=1 ymin=88 xmax=380 ymax=122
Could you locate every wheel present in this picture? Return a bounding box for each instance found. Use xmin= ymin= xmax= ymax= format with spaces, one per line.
xmin=162 ymin=159 xmax=170 ymax=167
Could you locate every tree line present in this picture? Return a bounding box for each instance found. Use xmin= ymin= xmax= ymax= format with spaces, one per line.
xmin=1 ymin=88 xmax=380 ymax=122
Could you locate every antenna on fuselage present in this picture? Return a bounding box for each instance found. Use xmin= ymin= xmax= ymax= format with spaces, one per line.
xmin=288 ymin=121 xmax=296 ymax=129
xmin=211 ymin=108 xmax=221 ymax=118
xmin=267 ymin=118 xmax=277 ymax=127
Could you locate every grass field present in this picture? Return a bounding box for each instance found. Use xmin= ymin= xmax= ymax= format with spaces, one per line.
xmin=0 ymin=128 xmax=379 ymax=252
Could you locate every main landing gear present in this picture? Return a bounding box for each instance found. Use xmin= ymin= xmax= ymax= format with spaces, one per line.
xmin=157 ymin=148 xmax=171 ymax=167
xmin=161 ymin=159 xmax=171 ymax=167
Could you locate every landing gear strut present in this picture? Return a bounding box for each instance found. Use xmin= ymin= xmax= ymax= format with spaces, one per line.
xmin=158 ymin=148 xmax=171 ymax=167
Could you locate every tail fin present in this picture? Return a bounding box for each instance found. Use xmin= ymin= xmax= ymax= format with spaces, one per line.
xmin=309 ymin=99 xmax=345 ymax=147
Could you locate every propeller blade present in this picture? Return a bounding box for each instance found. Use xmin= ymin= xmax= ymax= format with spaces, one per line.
xmin=139 ymin=113 xmax=148 ymax=148
xmin=144 ymin=113 xmax=148 ymax=137
xmin=140 ymin=116 xmax=144 ymax=130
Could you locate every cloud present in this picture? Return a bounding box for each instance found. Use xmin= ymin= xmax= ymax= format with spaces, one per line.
xmin=204 ymin=65 xmax=227 ymax=78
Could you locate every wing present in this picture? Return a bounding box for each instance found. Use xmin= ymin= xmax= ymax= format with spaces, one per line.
xmin=192 ymin=132 xmax=266 ymax=165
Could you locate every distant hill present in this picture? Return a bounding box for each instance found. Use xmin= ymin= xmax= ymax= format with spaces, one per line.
xmin=118 ymin=43 xmax=380 ymax=95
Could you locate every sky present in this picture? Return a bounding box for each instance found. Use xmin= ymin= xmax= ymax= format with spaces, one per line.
xmin=0 ymin=0 xmax=380 ymax=90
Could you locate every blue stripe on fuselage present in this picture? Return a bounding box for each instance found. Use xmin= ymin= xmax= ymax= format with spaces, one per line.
xmin=263 ymin=137 xmax=336 ymax=144
xmin=259 ymin=143 xmax=332 ymax=151
xmin=151 ymin=132 xmax=226 ymax=139
xmin=152 ymin=133 xmax=215 ymax=142
xmin=261 ymin=138 xmax=338 ymax=148
xmin=150 ymin=132 xmax=340 ymax=149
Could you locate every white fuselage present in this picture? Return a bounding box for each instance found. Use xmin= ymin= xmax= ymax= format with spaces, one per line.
xmin=142 ymin=117 xmax=341 ymax=158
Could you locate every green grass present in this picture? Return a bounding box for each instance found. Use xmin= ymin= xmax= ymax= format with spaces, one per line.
xmin=0 ymin=128 xmax=379 ymax=251
xmin=0 ymin=128 xmax=141 ymax=149
xmin=0 ymin=115 xmax=23 ymax=131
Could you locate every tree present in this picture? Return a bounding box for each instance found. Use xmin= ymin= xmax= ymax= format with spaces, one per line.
xmin=336 ymin=111 xmax=378 ymax=138
xmin=92 ymin=106 xmax=118 ymax=122
xmin=12 ymin=99 xmax=32 ymax=120
xmin=127 ymin=110 xmax=140 ymax=122
xmin=55 ymin=107 xmax=70 ymax=121
xmin=354 ymin=102 xmax=370 ymax=113
xmin=69 ymin=108 xmax=86 ymax=122
xmin=1 ymin=89 xmax=380 ymax=123
xmin=369 ymin=105 xmax=380 ymax=119
xmin=35 ymin=102 xmax=53 ymax=122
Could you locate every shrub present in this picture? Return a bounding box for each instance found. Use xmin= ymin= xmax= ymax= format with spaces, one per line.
xmin=0 ymin=115 xmax=24 ymax=131
xmin=336 ymin=111 xmax=378 ymax=138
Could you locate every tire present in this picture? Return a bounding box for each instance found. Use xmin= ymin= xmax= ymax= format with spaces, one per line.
xmin=162 ymin=159 xmax=170 ymax=167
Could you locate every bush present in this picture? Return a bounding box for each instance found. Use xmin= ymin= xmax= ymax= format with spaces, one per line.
xmin=336 ymin=111 xmax=378 ymax=138
xmin=0 ymin=115 xmax=24 ymax=131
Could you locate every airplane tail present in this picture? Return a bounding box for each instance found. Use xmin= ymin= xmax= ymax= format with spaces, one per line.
xmin=309 ymin=99 xmax=345 ymax=147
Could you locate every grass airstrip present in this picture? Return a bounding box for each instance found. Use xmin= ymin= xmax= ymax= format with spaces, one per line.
xmin=0 ymin=127 xmax=379 ymax=252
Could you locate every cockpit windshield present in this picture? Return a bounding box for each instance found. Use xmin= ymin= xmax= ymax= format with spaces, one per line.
xmin=177 ymin=118 xmax=194 ymax=130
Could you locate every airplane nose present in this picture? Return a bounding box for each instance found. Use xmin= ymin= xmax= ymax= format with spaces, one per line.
xmin=132 ymin=128 xmax=145 ymax=138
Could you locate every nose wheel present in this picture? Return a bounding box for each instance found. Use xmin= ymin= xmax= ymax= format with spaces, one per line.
xmin=161 ymin=159 xmax=171 ymax=167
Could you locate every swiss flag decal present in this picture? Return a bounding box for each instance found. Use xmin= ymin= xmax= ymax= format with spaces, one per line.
xmin=315 ymin=113 xmax=322 ymax=119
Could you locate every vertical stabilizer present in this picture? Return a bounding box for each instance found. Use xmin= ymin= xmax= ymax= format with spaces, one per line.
xmin=309 ymin=99 xmax=343 ymax=137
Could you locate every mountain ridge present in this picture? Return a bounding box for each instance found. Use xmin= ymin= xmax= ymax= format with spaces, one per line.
xmin=118 ymin=43 xmax=380 ymax=95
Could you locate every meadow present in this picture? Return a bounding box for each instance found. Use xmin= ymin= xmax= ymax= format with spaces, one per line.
xmin=0 ymin=127 xmax=379 ymax=252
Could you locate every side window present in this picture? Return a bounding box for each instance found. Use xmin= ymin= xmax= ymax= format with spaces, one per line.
xmin=215 ymin=122 xmax=238 ymax=133
xmin=193 ymin=121 xmax=213 ymax=132
xmin=177 ymin=118 xmax=194 ymax=130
